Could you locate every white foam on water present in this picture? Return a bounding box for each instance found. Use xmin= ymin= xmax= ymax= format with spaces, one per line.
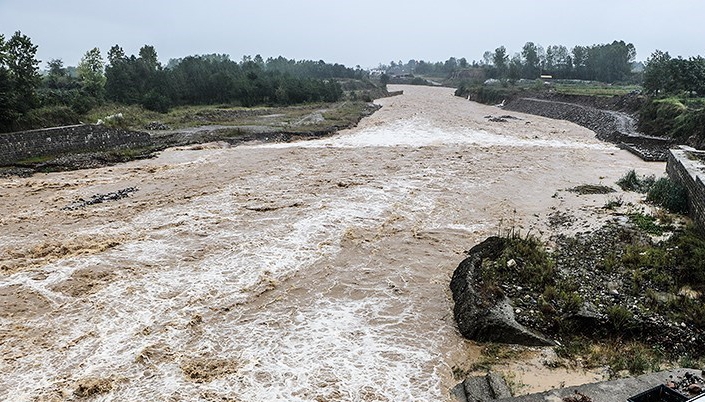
xmin=103 ymin=297 xmax=444 ymax=401
xmin=3 ymin=170 xmax=451 ymax=400
xmin=255 ymin=116 xmax=613 ymax=150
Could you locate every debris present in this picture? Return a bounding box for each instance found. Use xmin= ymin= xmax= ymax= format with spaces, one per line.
xmin=62 ymin=187 xmax=138 ymax=210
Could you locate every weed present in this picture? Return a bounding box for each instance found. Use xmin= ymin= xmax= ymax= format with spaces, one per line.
xmin=617 ymin=170 xmax=655 ymax=193
xmin=679 ymin=355 xmax=705 ymax=370
xmin=628 ymin=212 xmax=664 ymax=235
xmin=559 ymin=292 xmax=584 ymax=315
xmin=588 ymin=341 xmax=662 ymax=377
xmin=598 ymin=250 xmax=619 ymax=272
xmin=646 ymin=177 xmax=688 ymax=214
xmin=466 ymin=343 xmax=528 ymax=372
xmin=451 ymin=365 xmax=470 ymax=380
xmin=555 ymin=337 xmax=592 ymax=360
xmin=603 ymin=196 xmax=624 ymax=210
xmin=606 ymin=305 xmax=636 ymax=333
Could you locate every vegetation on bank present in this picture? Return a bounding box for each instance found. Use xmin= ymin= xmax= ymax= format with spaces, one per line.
xmin=637 ymin=52 xmax=705 ymax=144
xmin=470 ymin=171 xmax=701 ymax=377
xmin=0 ymin=32 xmax=383 ymax=133
xmin=454 ymin=79 xmax=641 ymax=107
xmin=385 ymin=40 xmax=639 ymax=86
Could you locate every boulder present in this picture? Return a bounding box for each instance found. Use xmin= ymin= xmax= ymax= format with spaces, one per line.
xmin=450 ymin=237 xmax=555 ymax=346
xmin=452 ymin=372 xmax=512 ymax=402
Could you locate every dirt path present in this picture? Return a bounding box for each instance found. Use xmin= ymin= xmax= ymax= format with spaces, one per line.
xmin=0 ymin=85 xmax=665 ymax=401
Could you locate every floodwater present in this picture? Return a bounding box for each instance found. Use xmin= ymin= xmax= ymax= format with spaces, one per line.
xmin=1 ymin=85 xmax=665 ymax=401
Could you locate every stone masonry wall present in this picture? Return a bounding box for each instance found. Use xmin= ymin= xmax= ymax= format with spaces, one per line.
xmin=667 ymin=146 xmax=705 ymax=230
xmin=0 ymin=125 xmax=152 ymax=165
xmin=504 ymin=97 xmax=623 ymax=141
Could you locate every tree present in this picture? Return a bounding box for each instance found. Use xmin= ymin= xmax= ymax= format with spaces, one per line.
xmin=545 ymin=45 xmax=572 ymax=78
xmin=572 ymin=45 xmax=588 ymax=79
xmin=77 ymin=47 xmax=105 ymax=98
xmin=107 ymin=45 xmax=126 ymax=66
xmin=6 ymin=31 xmax=40 ymax=113
xmin=45 ymin=59 xmax=68 ymax=89
xmin=508 ymin=54 xmax=522 ymax=81
xmin=138 ymin=45 xmax=159 ymax=70
xmin=521 ymin=42 xmax=541 ymax=78
xmin=444 ymin=57 xmax=458 ymax=73
xmin=493 ymin=46 xmax=508 ymax=78
xmin=482 ymin=51 xmax=493 ymax=66
xmin=0 ymin=35 xmax=16 ymax=130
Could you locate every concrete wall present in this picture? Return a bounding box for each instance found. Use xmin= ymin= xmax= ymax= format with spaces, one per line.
xmin=667 ymin=146 xmax=705 ymax=229
xmin=0 ymin=125 xmax=152 ymax=165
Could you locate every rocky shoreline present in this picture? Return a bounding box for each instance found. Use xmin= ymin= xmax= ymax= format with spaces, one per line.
xmin=502 ymin=97 xmax=674 ymax=161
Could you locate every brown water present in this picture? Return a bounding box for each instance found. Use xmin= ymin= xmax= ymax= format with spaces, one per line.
xmin=0 ymin=85 xmax=664 ymax=401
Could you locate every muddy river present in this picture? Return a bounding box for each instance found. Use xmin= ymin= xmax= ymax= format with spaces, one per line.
xmin=1 ymin=85 xmax=665 ymax=401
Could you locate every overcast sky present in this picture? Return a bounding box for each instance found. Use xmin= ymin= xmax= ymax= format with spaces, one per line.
xmin=1 ymin=0 xmax=703 ymax=69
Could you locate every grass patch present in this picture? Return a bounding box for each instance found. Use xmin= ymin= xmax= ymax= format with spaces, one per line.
xmin=553 ymin=83 xmax=641 ymax=97
xmin=569 ymin=184 xmax=615 ymax=195
xmin=628 ymin=212 xmax=664 ymax=235
xmin=558 ymin=338 xmax=662 ymax=377
xmin=13 ymin=154 xmax=55 ymax=165
xmin=480 ymin=233 xmax=555 ymax=293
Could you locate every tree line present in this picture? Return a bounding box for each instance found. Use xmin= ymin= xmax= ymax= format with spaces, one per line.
xmin=0 ymin=32 xmax=356 ymax=133
xmin=642 ymin=50 xmax=705 ymax=96
xmin=104 ymin=45 xmax=345 ymax=112
xmin=385 ymin=40 xmax=638 ymax=83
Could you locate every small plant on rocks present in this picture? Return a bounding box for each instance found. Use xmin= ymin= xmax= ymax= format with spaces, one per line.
xmin=617 ymin=170 xmax=655 ymax=193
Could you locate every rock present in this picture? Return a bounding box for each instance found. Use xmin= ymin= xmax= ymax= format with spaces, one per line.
xmin=450 ymin=237 xmax=555 ymax=346
xmin=564 ymin=302 xmax=603 ymax=334
xmin=491 ymin=368 xmax=697 ymax=402
xmin=688 ymin=383 xmax=702 ymax=394
xmin=145 ymin=121 xmax=171 ymax=130
xmin=506 ymin=259 xmax=517 ymax=268
xmin=454 ymin=372 xmax=512 ymax=401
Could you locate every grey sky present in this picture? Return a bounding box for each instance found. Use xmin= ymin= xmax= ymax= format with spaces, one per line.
xmin=1 ymin=0 xmax=703 ymax=69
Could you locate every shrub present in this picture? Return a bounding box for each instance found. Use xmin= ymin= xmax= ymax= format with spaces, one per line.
xmin=646 ymin=177 xmax=688 ymax=214
xmin=616 ymin=170 xmax=655 ymax=193
xmin=607 ymin=305 xmax=636 ymax=333
xmin=18 ymin=105 xmax=80 ymax=129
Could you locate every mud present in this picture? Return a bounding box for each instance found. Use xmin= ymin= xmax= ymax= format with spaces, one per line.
xmin=0 ymin=85 xmax=665 ymax=400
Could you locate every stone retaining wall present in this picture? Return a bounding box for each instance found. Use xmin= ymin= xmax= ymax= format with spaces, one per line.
xmin=504 ymin=97 xmax=627 ymax=141
xmin=504 ymin=97 xmax=673 ymax=161
xmin=0 ymin=125 xmax=152 ymax=165
xmin=667 ymin=146 xmax=705 ymax=230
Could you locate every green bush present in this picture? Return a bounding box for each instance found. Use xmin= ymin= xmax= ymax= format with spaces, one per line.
xmin=616 ymin=170 xmax=655 ymax=193
xmin=646 ymin=177 xmax=688 ymax=213
xmin=18 ymin=105 xmax=80 ymax=129
xmin=606 ymin=305 xmax=636 ymax=333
